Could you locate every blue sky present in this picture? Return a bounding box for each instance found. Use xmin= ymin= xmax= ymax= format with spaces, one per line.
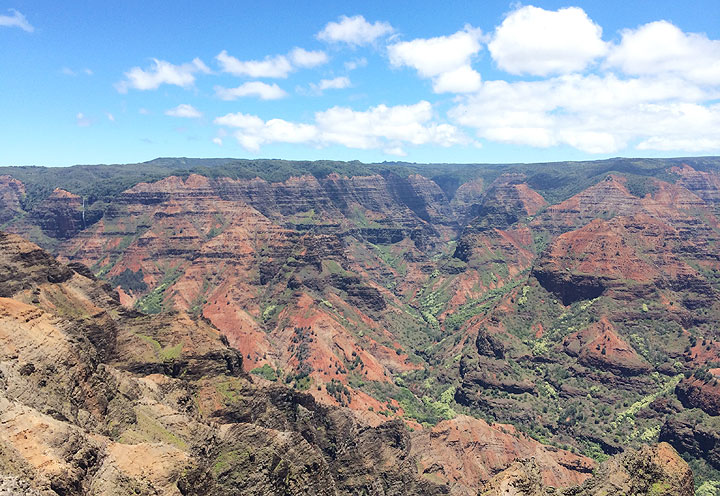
xmin=1 ymin=1 xmax=719 ymax=166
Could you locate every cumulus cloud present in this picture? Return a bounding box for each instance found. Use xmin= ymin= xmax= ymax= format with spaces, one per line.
xmin=216 ymin=50 xmax=292 ymax=78
xmin=0 ymin=9 xmax=33 ymax=32
xmin=605 ymin=20 xmax=720 ymax=85
xmin=215 ymin=81 xmax=287 ymax=100
xmin=310 ymin=76 xmax=351 ymax=93
xmin=165 ymin=104 xmax=202 ymax=118
xmin=388 ymin=27 xmax=483 ymax=93
xmin=317 ymin=15 xmax=393 ymax=46
xmin=289 ymin=47 xmax=328 ymax=68
xmin=214 ymin=101 xmax=467 ymax=154
xmin=488 ymin=6 xmax=607 ymax=76
xmin=449 ymin=74 xmax=720 ymax=153
xmin=116 ymin=58 xmax=210 ymax=93
xmin=216 ymin=47 xmax=327 ymax=78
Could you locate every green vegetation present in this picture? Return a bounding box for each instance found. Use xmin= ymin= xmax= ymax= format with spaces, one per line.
xmin=611 ymin=375 xmax=682 ymax=429
xmin=4 ymin=156 xmax=716 ymax=215
xmin=251 ymin=364 xmax=278 ymax=381
xmin=134 ymin=333 xmax=182 ymax=361
xmin=134 ymin=264 xmax=184 ymax=314
xmin=108 ymin=268 xmax=147 ymax=294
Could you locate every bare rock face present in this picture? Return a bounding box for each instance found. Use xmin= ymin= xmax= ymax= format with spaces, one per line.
xmin=533 ymin=175 xmax=642 ymax=235
xmin=479 ymin=459 xmax=549 ymax=496
xmin=532 ymin=213 xmax=716 ymax=306
xmin=469 ymin=173 xmax=547 ymax=231
xmin=671 ymin=163 xmax=720 ymax=206
xmin=0 ymin=231 xmax=74 ymax=297
xmin=411 ymin=415 xmax=594 ymax=495
xmin=660 ymin=417 xmax=720 ymax=471
xmin=675 ymin=377 xmax=720 ymax=416
xmin=563 ymin=318 xmax=651 ymax=376
xmin=0 ymin=175 xmax=25 ymax=225
xmin=565 ymin=443 xmax=694 ymax=496
xmin=481 ymin=443 xmax=694 ymax=496
xmin=29 ymin=188 xmax=102 ymax=240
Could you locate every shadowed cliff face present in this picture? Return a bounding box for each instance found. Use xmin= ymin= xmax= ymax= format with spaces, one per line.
xmin=0 ymin=175 xmax=25 ymax=225
xmin=1 ymin=159 xmax=720 ymax=489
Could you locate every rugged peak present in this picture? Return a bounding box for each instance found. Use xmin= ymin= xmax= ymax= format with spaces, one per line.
xmin=49 ymin=187 xmax=81 ymax=200
xmin=468 ymin=174 xmax=546 ymax=230
xmin=537 ymin=175 xmax=639 ymax=234
xmin=563 ymin=317 xmax=651 ymax=375
xmin=184 ymin=173 xmax=211 ymax=188
xmin=670 ymin=164 xmax=720 ymax=205
xmin=0 ymin=231 xmax=75 ymax=296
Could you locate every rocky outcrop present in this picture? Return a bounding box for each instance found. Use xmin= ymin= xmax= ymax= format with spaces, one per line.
xmin=565 ymin=443 xmax=694 ymax=495
xmin=660 ymin=417 xmax=720 ymax=471
xmin=0 ymin=175 xmax=25 ymax=225
xmin=480 ymin=443 xmax=693 ymax=496
xmin=476 ymin=328 xmax=506 ymax=359
xmin=469 ymin=174 xmax=546 ymax=231
xmin=532 ymin=175 xmax=642 ymax=234
xmin=671 ymin=164 xmax=720 ymax=205
xmin=411 ymin=415 xmax=594 ymax=495
xmin=532 ymin=213 xmax=716 ymax=305
xmin=675 ymin=377 xmax=720 ymax=416
xmin=0 ymin=231 xmax=74 ymax=296
xmin=563 ymin=318 xmax=650 ymax=376
xmin=30 ymin=188 xmax=102 ymax=239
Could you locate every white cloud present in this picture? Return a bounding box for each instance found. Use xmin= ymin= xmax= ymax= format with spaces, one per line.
xmin=214 ymin=101 xmax=467 ymax=153
xmin=432 ymin=66 xmax=482 ymax=94
xmin=311 ymin=76 xmax=351 ymax=92
xmin=388 ymin=27 xmax=483 ymax=93
xmin=345 ymin=57 xmax=367 ymax=71
xmin=449 ymin=74 xmax=720 ymax=154
xmin=212 ymin=137 xmax=223 ymax=146
xmin=116 ymin=58 xmax=210 ymax=93
xmin=0 ymin=9 xmax=33 ymax=32
xmin=317 ymin=15 xmax=393 ymax=46
xmin=216 ymin=50 xmax=292 ymax=78
xmin=605 ymin=21 xmax=720 ymax=85
xmin=138 ymin=108 xmax=150 ymax=115
xmin=165 ymin=104 xmax=202 ymax=118
xmin=215 ymin=81 xmax=287 ymax=100
xmin=216 ymin=47 xmax=326 ymax=78
xmin=488 ymin=6 xmax=607 ymax=76
xmin=76 ymin=113 xmax=91 ymax=127
xmin=289 ymin=47 xmax=328 ymax=68
xmin=106 ymin=113 xmax=115 ymax=122
xmin=215 ymin=47 xmax=327 ymax=80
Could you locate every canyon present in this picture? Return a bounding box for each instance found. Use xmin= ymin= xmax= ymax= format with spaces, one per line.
xmin=1 ymin=156 xmax=719 ymax=494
